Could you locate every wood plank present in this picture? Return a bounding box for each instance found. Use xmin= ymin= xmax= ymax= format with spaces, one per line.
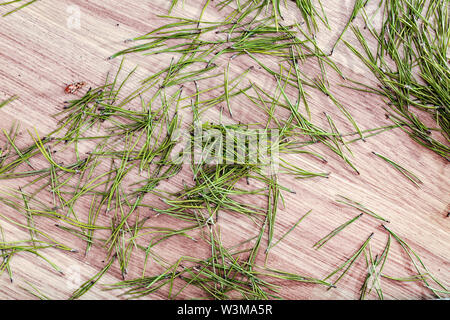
xmin=0 ymin=0 xmax=448 ymax=300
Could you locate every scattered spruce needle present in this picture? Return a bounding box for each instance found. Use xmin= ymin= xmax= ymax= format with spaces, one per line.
xmin=0 ymin=0 xmax=38 ymax=17
xmin=372 ymin=152 xmax=423 ymax=187
xmin=324 ymin=233 xmax=373 ymax=289
xmin=336 ymin=195 xmax=389 ymax=223
xmin=313 ymin=213 xmax=363 ymax=250
xmin=382 ymin=225 xmax=448 ymax=298
xmin=0 ymin=95 xmax=18 ymax=108
xmin=69 ymin=255 xmax=116 ymax=300
xmin=268 ymin=209 xmax=312 ymax=250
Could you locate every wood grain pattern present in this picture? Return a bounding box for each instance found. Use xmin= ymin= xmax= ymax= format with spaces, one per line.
xmin=0 ymin=0 xmax=448 ymax=300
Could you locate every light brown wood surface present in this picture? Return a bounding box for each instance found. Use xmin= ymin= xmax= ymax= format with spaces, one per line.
xmin=0 ymin=0 xmax=449 ymax=300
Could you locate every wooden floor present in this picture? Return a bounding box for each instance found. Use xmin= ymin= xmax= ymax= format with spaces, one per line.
xmin=0 ymin=0 xmax=448 ymax=300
